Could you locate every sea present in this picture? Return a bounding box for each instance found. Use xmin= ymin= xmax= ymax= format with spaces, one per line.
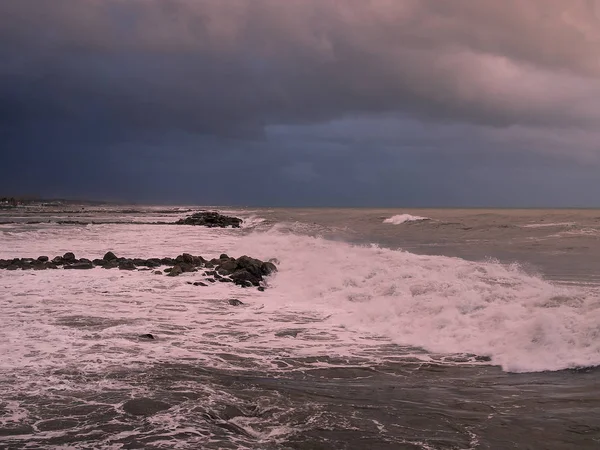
xmin=0 ymin=205 xmax=599 ymax=449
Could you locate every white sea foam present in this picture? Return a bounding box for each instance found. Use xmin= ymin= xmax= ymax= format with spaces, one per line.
xmin=1 ymin=223 xmax=599 ymax=375
xmin=383 ymin=214 xmax=430 ymax=224
xmin=522 ymin=222 xmax=575 ymax=228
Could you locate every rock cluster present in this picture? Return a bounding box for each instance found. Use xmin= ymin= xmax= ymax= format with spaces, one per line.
xmin=0 ymin=251 xmax=277 ymax=288
xmin=175 ymin=211 xmax=242 ymax=228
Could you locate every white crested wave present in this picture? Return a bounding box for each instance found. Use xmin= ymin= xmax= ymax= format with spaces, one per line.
xmin=383 ymin=214 xmax=430 ymax=224
xmin=1 ymin=224 xmax=599 ymax=374
xmin=522 ymin=222 xmax=575 ymax=228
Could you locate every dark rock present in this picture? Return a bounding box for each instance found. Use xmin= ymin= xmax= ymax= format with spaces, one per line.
xmin=103 ymin=251 xmax=117 ymax=261
xmin=161 ymin=257 xmax=175 ymax=265
xmin=122 ymin=398 xmax=170 ymax=416
xmin=192 ymin=255 xmax=205 ymax=266
xmin=218 ymin=277 xmax=232 ymax=283
xmin=79 ymin=258 xmax=92 ymax=264
xmin=230 ymin=269 xmax=260 ymax=287
xmin=178 ymin=262 xmax=196 ymax=273
xmin=103 ymin=260 xmax=119 ymax=269
xmin=261 ymin=261 xmax=278 ymax=276
xmin=257 ymin=286 xmax=265 ymax=292
xmin=216 ymin=259 xmax=237 ymax=275
xmin=64 ymin=261 xmax=93 ymax=270
xmin=153 ymin=270 xmax=162 ymax=275
xmin=92 ymin=259 xmax=105 ymax=266
xmin=146 ymin=258 xmax=162 ymax=268
xmin=118 ymin=260 xmax=136 ymax=270
xmin=37 ymin=255 xmax=49 ymax=262
xmin=167 ymin=265 xmax=183 ymax=277
xmin=236 ymin=255 xmax=264 ymax=279
xmin=175 ymin=211 xmax=243 ymax=228
xmin=193 ymin=281 xmax=207 ymax=286
xmin=52 ymin=256 xmax=64 ymax=264
xmin=132 ymin=258 xmax=148 ymax=267
xmin=139 ymin=333 xmax=155 ymax=340
xmin=219 ymin=253 xmax=230 ymax=260
xmin=46 ymin=262 xmax=59 ymax=269
xmin=63 ymin=252 xmax=76 ymax=262
xmin=181 ymin=253 xmax=194 ymax=264
xmin=6 ymin=265 xmax=18 ymax=270
xmin=206 ymin=278 xmax=216 ymax=283
xmin=228 ymin=299 xmax=244 ymax=306
xmin=33 ymin=263 xmax=47 ymax=270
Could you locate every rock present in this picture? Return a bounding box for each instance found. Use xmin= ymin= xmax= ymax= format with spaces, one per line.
xmin=178 ymin=262 xmax=196 ymax=273
xmin=146 ymin=258 xmax=162 ymax=268
xmin=192 ymin=255 xmax=205 ymax=266
xmin=103 ymin=260 xmax=119 ymax=269
xmin=92 ymin=258 xmax=105 ymax=266
xmin=63 ymin=252 xmax=76 ymax=262
xmin=79 ymin=258 xmax=92 ymax=264
xmin=161 ymin=257 xmax=175 ymax=265
xmin=257 ymin=286 xmax=265 ymax=292
xmin=175 ymin=211 xmax=243 ymax=228
xmin=153 ymin=270 xmax=162 ymax=275
xmin=118 ymin=260 xmax=136 ymax=270
xmin=261 ymin=261 xmax=278 ymax=276
xmin=122 ymin=398 xmax=170 ymax=416
xmin=139 ymin=333 xmax=155 ymax=340
xmin=64 ymin=261 xmax=93 ymax=270
xmin=228 ymin=299 xmax=244 ymax=306
xmin=216 ymin=259 xmax=237 ymax=275
xmin=103 ymin=251 xmax=117 ymax=261
xmin=52 ymin=256 xmax=64 ymax=264
xmin=193 ymin=281 xmax=207 ymax=286
xmin=220 ymin=253 xmax=230 ymax=260
xmin=181 ymin=253 xmax=194 ymax=264
xmin=236 ymin=255 xmax=264 ymax=279
xmin=37 ymin=255 xmax=49 ymax=262
xmin=167 ymin=265 xmax=183 ymax=277
xmin=230 ymin=269 xmax=260 ymax=287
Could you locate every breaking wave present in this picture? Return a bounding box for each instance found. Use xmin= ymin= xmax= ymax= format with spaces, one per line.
xmin=383 ymin=214 xmax=430 ymax=224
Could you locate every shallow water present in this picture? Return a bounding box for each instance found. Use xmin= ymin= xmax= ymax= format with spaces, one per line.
xmin=0 ymin=205 xmax=599 ymax=448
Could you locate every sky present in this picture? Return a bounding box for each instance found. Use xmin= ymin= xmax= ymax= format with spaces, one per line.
xmin=1 ymin=0 xmax=600 ymax=207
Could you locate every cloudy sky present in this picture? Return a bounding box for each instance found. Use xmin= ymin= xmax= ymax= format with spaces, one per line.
xmin=1 ymin=0 xmax=600 ymax=206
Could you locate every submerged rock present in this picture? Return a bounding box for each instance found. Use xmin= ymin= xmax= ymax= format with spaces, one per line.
xmin=228 ymin=299 xmax=244 ymax=306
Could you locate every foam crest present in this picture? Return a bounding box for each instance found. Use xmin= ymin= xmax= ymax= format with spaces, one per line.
xmin=233 ymin=231 xmax=600 ymax=372
xmin=383 ymin=214 xmax=430 ymax=224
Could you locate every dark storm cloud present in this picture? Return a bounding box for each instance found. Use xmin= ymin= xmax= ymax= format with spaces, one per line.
xmin=1 ymin=1 xmax=600 ymax=205
xmin=2 ymin=0 xmax=600 ymax=137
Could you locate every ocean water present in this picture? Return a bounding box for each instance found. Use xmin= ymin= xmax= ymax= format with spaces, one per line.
xmin=0 ymin=206 xmax=599 ymax=449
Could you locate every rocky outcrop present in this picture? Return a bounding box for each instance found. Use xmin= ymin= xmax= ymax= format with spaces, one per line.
xmin=0 ymin=251 xmax=278 ymax=289
xmin=175 ymin=211 xmax=242 ymax=228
